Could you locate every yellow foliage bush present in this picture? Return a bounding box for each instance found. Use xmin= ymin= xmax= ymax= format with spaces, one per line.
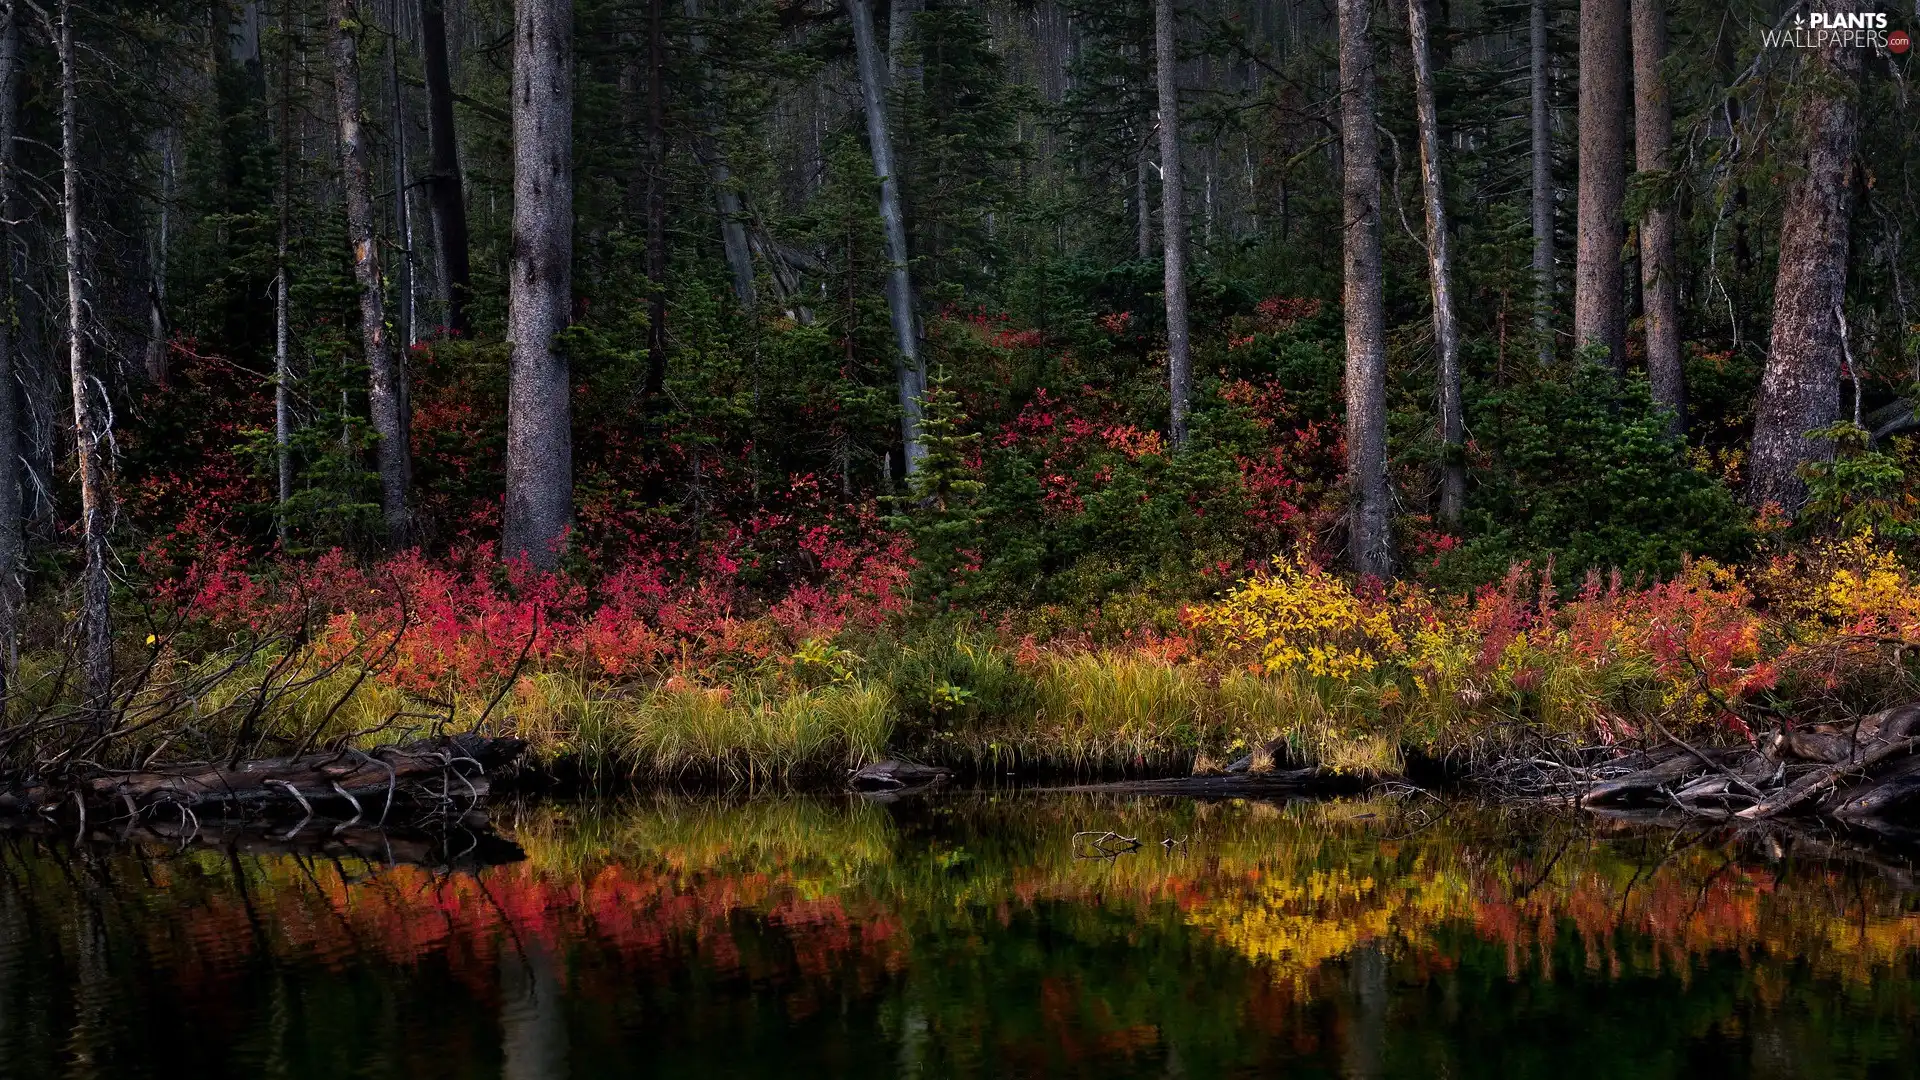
xmin=1187 ymin=556 xmax=1405 ymax=678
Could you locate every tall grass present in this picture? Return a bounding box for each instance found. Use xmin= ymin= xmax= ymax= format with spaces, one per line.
xmin=505 ymin=674 xmax=892 ymax=784
xmin=9 ymin=605 xmax=1678 ymax=787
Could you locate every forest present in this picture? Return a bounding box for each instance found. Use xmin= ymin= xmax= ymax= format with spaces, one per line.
xmin=0 ymin=0 xmax=1915 ymax=802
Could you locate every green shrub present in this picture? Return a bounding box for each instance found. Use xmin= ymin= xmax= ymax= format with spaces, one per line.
xmin=1430 ymin=362 xmax=1751 ymax=589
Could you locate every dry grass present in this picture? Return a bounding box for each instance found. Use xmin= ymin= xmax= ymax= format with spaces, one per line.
xmin=1 ymin=617 xmax=1658 ymax=785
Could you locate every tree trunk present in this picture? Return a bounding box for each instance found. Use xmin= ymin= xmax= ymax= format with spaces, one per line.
xmin=329 ymin=0 xmax=410 ymax=546
xmin=1747 ymin=0 xmax=1865 ymax=515
xmin=0 ymin=4 xmax=21 ymax=695
xmin=418 ymin=0 xmax=472 ymax=336
xmin=1155 ymin=0 xmax=1192 ymax=450
xmin=889 ymin=0 xmax=922 ymax=83
xmin=388 ymin=29 xmax=416 ymax=349
xmin=228 ymin=0 xmax=264 ymax=80
xmin=146 ymin=134 xmax=170 ymax=385
xmin=1631 ymin=0 xmax=1682 ymax=433
xmin=1136 ymin=141 xmax=1152 ymax=259
xmin=502 ymin=0 xmax=574 ymax=568
xmin=1573 ymin=0 xmax=1628 ymax=370
xmin=56 ymin=0 xmax=111 ymax=723
xmin=274 ymin=0 xmax=293 ymax=547
xmin=1530 ymin=0 xmax=1553 ymax=363
xmin=845 ymin=0 xmax=925 ymax=474
xmin=1407 ymin=0 xmax=1462 ymax=527
xmin=643 ymin=0 xmax=667 ymax=405
xmin=1338 ymin=0 xmax=1392 ymax=578
xmin=683 ymin=0 xmax=755 ymax=309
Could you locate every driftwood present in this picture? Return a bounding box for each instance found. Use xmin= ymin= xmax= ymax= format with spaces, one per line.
xmin=0 ymin=734 xmax=526 ymax=823
xmin=1576 ymin=704 xmax=1920 ymax=829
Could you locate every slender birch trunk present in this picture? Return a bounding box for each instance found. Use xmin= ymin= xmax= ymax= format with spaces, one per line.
xmin=684 ymin=0 xmax=755 ymax=309
xmin=55 ymin=0 xmax=111 ymax=722
xmin=274 ymin=0 xmax=293 ymax=546
xmin=643 ymin=0 xmax=667 ymax=405
xmin=1574 ymin=0 xmax=1628 ymax=370
xmin=1530 ymin=0 xmax=1553 ymax=363
xmin=1407 ymin=0 xmax=1462 ymax=526
xmin=145 ymin=134 xmax=169 ymax=385
xmin=1338 ymin=0 xmax=1392 ymax=578
xmin=1136 ymin=142 xmax=1152 ymax=259
xmin=418 ymin=0 xmax=472 ymax=336
xmin=0 ymin=3 xmax=21 ymax=695
xmin=845 ymin=0 xmax=925 ymax=474
xmin=1748 ymin=0 xmax=1865 ymax=514
xmin=502 ymin=0 xmax=574 ymax=567
xmin=1155 ymin=0 xmax=1192 ymax=450
xmin=1631 ymin=0 xmax=1682 ymax=433
xmin=329 ymin=0 xmax=410 ymax=546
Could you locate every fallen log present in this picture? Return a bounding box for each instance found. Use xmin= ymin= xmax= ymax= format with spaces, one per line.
xmin=0 ymin=810 xmax=528 ymax=870
xmin=1736 ymin=733 xmax=1920 ymax=820
xmin=1823 ymin=753 xmax=1920 ymax=821
xmin=1771 ymin=703 xmax=1920 ymax=764
xmin=1580 ymin=745 xmax=1718 ymax=808
xmin=0 ymin=734 xmax=527 ymax=821
xmin=1573 ymin=703 xmax=1920 ymax=831
xmin=1045 ymin=768 xmax=1364 ymax=799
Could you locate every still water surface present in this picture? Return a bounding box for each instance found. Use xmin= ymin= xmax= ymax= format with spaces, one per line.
xmin=1 ymin=792 xmax=1918 ymax=1078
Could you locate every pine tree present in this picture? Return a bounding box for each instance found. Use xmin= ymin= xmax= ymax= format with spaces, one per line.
xmin=891 ymin=370 xmax=984 ymax=612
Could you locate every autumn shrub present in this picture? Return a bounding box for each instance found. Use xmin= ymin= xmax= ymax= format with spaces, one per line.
xmin=1180 ymin=532 xmax=1920 ymax=761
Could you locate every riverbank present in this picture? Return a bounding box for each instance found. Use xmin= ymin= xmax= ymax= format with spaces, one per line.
xmin=7 ymin=533 xmax=1920 ymax=829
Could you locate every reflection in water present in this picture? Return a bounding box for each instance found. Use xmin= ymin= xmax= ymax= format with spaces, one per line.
xmin=502 ymin=939 xmax=568 ymax=1080
xmin=1342 ymin=945 xmax=1385 ymax=1080
xmin=0 ymin=793 xmax=1917 ymax=1077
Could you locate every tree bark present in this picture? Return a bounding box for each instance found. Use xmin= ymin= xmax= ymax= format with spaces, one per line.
xmin=1338 ymin=0 xmax=1392 ymax=578
xmin=274 ymin=0 xmax=293 ymax=547
xmin=55 ymin=0 xmax=111 ymax=723
xmin=0 ymin=4 xmax=21 ymax=695
xmin=388 ymin=28 xmax=416 ymax=349
xmin=418 ymin=0 xmax=473 ymax=336
xmin=329 ymin=0 xmax=410 ymax=546
xmin=846 ymin=0 xmax=925 ymax=474
xmin=1136 ymin=141 xmax=1152 ymax=259
xmin=1747 ymin=1 xmax=1864 ymax=515
xmin=684 ymin=0 xmax=755 ymax=309
xmin=145 ymin=134 xmax=170 ymax=385
xmin=888 ymin=0 xmax=922 ymax=83
xmin=1530 ymin=0 xmax=1553 ymax=364
xmin=1631 ymin=0 xmax=1682 ymax=433
xmin=643 ymin=0 xmax=667 ymax=405
xmin=1574 ymin=0 xmax=1628 ymax=370
xmin=502 ymin=0 xmax=574 ymax=568
xmin=1155 ymin=0 xmax=1192 ymax=450
xmin=1407 ymin=0 xmax=1462 ymax=526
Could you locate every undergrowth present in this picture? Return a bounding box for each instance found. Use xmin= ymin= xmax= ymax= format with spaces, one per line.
xmin=7 ymin=531 xmax=1920 ymax=787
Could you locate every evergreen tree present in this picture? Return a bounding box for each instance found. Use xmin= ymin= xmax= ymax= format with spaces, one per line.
xmin=891 ymin=369 xmax=984 ymax=612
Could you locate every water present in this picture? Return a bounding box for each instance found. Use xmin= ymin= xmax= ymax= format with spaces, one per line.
xmin=1 ymin=791 xmax=1919 ymax=1078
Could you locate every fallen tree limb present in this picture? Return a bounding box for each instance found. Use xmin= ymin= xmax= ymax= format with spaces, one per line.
xmin=1570 ymin=703 xmax=1920 ymax=832
xmin=0 ymin=734 xmax=526 ymax=821
xmin=1736 ymin=733 xmax=1920 ymax=820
